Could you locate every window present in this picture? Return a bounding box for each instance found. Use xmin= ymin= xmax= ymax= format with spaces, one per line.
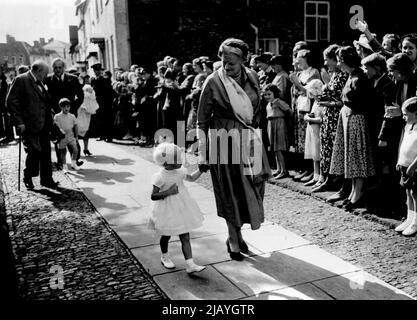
xmin=258 ymin=38 xmax=279 ymax=55
xmin=19 ymin=55 xmax=24 ymax=64
xmin=304 ymin=1 xmax=330 ymax=42
xmin=11 ymin=56 xmax=17 ymax=64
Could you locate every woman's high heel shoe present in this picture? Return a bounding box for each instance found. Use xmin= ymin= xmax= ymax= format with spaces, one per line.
xmin=226 ymin=240 xmax=244 ymax=261
xmin=344 ymin=196 xmax=367 ymax=211
xmin=84 ymin=149 xmax=92 ymax=156
xmin=238 ymin=240 xmax=249 ymax=254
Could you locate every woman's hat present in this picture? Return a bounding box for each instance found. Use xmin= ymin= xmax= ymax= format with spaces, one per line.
xmin=353 ymin=34 xmax=375 ymax=52
xmin=91 ymin=63 xmax=103 ymax=71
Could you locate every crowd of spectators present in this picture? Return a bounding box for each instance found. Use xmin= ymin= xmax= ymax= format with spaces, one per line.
xmin=1 ymin=20 xmax=416 ymax=236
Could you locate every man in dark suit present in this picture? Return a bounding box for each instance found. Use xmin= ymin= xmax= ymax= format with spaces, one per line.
xmin=45 ymin=58 xmax=84 ymax=168
xmin=6 ymin=60 xmax=58 ymax=189
xmin=90 ymin=63 xmax=115 ymax=142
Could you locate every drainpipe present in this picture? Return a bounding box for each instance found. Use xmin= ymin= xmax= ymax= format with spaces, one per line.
xmin=250 ymin=23 xmax=259 ymax=53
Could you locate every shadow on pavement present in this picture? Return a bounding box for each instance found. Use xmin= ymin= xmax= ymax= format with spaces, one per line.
xmin=81 ymin=154 xmax=135 ymax=166
xmin=66 ymin=168 xmax=135 ymax=185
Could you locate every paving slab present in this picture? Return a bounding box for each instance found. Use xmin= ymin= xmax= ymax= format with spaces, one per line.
xmin=153 ymin=266 xmax=246 ymax=300
xmin=212 ymin=245 xmax=360 ymax=295
xmin=65 ymin=141 xmax=415 ymax=300
xmin=241 ymin=283 xmax=334 ymax=300
xmin=240 ymin=224 xmax=311 ymax=253
xmin=85 ymin=194 xmax=150 ymax=227
xmin=113 ymin=223 xmax=160 ymax=248
xmin=131 ymin=233 xmax=264 ymax=276
xmin=312 ymin=270 xmax=414 ymax=300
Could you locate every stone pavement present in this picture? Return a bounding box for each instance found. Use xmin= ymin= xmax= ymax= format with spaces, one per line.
xmin=64 ymin=140 xmax=414 ymax=300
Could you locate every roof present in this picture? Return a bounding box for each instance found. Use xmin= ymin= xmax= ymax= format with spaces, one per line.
xmin=0 ymin=41 xmax=30 ymax=57
xmin=43 ymin=40 xmax=70 ymax=50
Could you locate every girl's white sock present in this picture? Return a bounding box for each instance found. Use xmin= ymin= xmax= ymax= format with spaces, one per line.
xmin=314 ymin=173 xmax=320 ymax=180
xmin=185 ymin=258 xmax=195 ymax=266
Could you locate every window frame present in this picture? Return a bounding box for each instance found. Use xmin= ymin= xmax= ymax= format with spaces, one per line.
xmin=304 ymin=1 xmax=330 ymax=42
xmin=258 ymin=37 xmax=280 ymax=55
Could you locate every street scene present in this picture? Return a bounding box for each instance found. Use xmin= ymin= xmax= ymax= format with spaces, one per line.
xmin=1 ymin=0 xmax=417 ymax=308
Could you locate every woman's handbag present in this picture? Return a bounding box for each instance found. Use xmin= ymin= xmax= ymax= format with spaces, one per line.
xmin=297 ymin=95 xmax=311 ymax=113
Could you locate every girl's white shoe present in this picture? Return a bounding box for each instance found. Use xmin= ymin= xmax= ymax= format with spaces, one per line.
xmin=402 ymin=224 xmax=417 ymax=237
xmin=161 ymin=254 xmax=175 ymax=269
xmin=185 ymin=259 xmax=206 ymax=274
xmin=395 ymin=211 xmax=414 ymax=232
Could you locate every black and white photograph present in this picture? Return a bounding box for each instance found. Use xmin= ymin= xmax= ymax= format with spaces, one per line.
xmin=1 ymin=0 xmax=417 ymax=311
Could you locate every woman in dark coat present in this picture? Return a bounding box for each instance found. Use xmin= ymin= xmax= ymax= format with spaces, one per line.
xmin=197 ymin=38 xmax=271 ymax=261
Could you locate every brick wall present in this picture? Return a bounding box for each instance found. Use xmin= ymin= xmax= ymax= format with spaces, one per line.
xmin=127 ymin=0 xmax=416 ymax=70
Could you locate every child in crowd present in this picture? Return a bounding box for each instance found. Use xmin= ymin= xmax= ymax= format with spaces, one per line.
xmin=395 ymin=97 xmax=417 ymax=236
xmin=77 ymin=77 xmax=99 ymax=156
xmin=149 ymin=142 xmax=206 ymax=274
xmin=303 ymin=79 xmax=324 ymax=186
xmin=264 ymin=83 xmax=292 ymax=179
xmin=54 ymin=98 xmax=80 ymax=171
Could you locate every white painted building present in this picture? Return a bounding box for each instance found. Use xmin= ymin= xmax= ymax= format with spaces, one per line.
xmin=42 ymin=39 xmax=72 ymax=67
xmin=75 ymin=0 xmax=131 ymax=73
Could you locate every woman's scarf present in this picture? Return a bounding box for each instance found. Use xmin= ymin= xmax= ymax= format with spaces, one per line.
xmin=217 ymin=67 xmax=254 ymax=125
xmin=216 ymin=67 xmax=270 ymax=181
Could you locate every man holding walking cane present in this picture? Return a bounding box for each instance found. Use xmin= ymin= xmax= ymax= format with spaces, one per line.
xmin=6 ymin=60 xmax=58 ymax=190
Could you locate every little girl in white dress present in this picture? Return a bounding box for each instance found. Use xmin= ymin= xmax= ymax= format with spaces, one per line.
xmin=77 ymin=80 xmax=99 ymax=156
xmin=304 ymin=79 xmax=324 ymax=186
xmin=149 ymin=142 xmax=206 ymax=274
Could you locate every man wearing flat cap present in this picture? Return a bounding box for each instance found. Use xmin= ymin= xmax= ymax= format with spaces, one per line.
xmin=90 ymin=62 xmax=114 ymax=142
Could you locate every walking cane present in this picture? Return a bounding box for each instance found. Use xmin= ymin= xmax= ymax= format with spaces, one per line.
xmin=18 ymin=133 xmax=21 ymax=191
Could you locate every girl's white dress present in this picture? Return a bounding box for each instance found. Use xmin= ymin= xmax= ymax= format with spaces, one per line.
xmin=77 ymin=84 xmax=99 ymax=137
xmin=304 ymin=101 xmax=324 ymax=161
xmin=148 ymin=167 xmax=204 ymax=236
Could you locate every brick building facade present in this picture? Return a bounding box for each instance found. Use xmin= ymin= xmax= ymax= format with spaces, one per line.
xmin=127 ymin=0 xmax=415 ymax=69
xmin=75 ymin=0 xmax=416 ymax=72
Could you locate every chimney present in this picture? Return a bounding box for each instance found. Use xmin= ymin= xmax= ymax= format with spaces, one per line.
xmin=34 ymin=41 xmax=40 ymax=47
xmin=6 ymin=34 xmax=15 ymax=43
xmin=48 ymin=37 xmax=54 ymax=43
xmin=40 ymin=38 xmax=45 ymax=45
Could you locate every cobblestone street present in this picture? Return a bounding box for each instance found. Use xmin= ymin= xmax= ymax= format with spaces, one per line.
xmin=0 ymin=143 xmax=165 ymax=300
